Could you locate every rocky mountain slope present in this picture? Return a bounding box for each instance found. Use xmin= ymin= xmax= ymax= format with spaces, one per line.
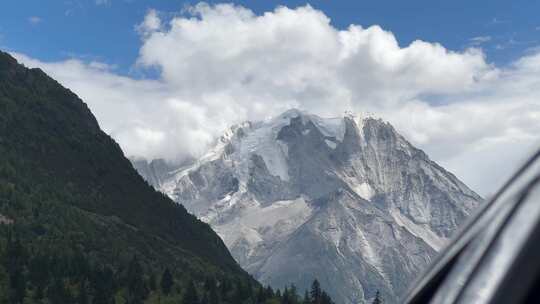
xmin=135 ymin=109 xmax=482 ymax=304
xmin=130 ymin=157 xmax=177 ymax=189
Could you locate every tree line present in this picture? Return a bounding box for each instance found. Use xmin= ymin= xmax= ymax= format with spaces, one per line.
xmin=0 ymin=230 xmax=335 ymax=304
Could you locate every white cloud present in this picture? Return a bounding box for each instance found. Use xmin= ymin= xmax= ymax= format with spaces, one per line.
xmin=13 ymin=53 xmax=211 ymax=162
xmin=28 ymin=16 xmax=42 ymax=25
xmin=490 ymin=17 xmax=510 ymax=25
xmin=12 ymin=3 xmax=540 ymax=196
xmin=136 ymin=9 xmax=161 ymax=36
xmin=469 ymin=36 xmax=491 ymax=46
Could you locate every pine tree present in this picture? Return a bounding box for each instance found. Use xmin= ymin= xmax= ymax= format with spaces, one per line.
xmin=77 ymin=279 xmax=89 ymax=304
xmin=246 ymin=279 xmax=254 ymax=299
xmin=220 ymin=277 xmax=231 ymax=300
xmin=91 ymin=266 xmax=115 ymax=304
xmin=6 ymin=233 xmax=27 ymax=304
xmin=203 ymin=277 xmax=214 ymax=290
xmin=207 ymin=278 xmax=219 ymax=304
xmin=126 ymin=256 xmax=147 ymax=304
xmin=200 ymin=293 xmax=209 ymax=304
xmin=183 ymin=280 xmax=200 ymax=304
xmin=281 ymin=287 xmax=290 ymax=304
xmin=148 ymin=272 xmax=157 ymax=291
xmin=372 ymin=290 xmax=382 ymax=304
xmin=233 ymin=279 xmax=248 ymax=303
xmin=47 ymin=277 xmax=70 ymax=304
xmin=256 ymin=286 xmax=267 ymax=303
xmin=321 ymin=291 xmax=333 ymax=304
xmin=289 ymin=284 xmax=298 ymax=303
xmin=28 ymin=254 xmax=49 ymax=298
xmin=160 ymin=268 xmax=173 ymax=295
xmin=265 ymin=285 xmax=275 ymax=298
xmin=5 ymin=232 xmax=26 ymax=274
xmin=310 ymin=280 xmax=322 ymax=304
xmin=8 ymin=270 xmax=26 ymax=304
xmin=302 ymin=290 xmax=311 ymax=304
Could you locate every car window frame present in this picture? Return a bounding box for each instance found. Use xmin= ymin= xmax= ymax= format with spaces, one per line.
xmin=403 ymin=148 xmax=540 ymax=304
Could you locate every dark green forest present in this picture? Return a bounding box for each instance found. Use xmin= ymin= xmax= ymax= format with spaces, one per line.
xmin=0 ymin=51 xmax=335 ymax=304
xmin=2 ymin=230 xmax=334 ymax=304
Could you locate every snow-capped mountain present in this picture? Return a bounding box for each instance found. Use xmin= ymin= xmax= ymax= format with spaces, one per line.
xmin=133 ymin=109 xmax=482 ymax=304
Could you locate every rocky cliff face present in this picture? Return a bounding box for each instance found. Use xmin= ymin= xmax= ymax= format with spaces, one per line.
xmin=129 ymin=158 xmax=176 ymax=189
xmin=134 ymin=109 xmax=482 ymax=304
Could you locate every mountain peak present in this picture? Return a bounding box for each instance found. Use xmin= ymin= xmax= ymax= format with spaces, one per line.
xmin=215 ymin=109 xmax=388 ymax=152
xmin=276 ymin=107 xmax=305 ymax=119
xmin=134 ymin=109 xmax=482 ymax=304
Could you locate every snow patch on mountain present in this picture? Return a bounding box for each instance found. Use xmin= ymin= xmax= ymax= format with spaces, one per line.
xmin=311 ymin=115 xmax=347 ymax=142
xmin=325 ymin=139 xmax=338 ymax=149
xmin=351 ymin=183 xmax=374 ymax=201
xmin=390 ymin=208 xmax=447 ymax=251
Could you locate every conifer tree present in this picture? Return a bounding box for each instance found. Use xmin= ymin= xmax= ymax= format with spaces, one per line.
xmin=372 ymin=290 xmax=382 ymax=304
xmin=126 ymin=256 xmax=147 ymax=304
xmin=257 ymin=286 xmax=267 ymax=303
xmin=91 ymin=266 xmax=115 ymax=304
xmin=246 ymin=279 xmax=254 ymax=299
xmin=303 ymin=290 xmax=311 ymax=304
xmin=289 ymin=284 xmax=298 ymax=303
xmin=183 ymin=280 xmax=200 ymax=304
xmin=310 ymin=280 xmax=322 ymax=304
xmin=47 ymin=277 xmax=70 ymax=304
xmin=265 ymin=285 xmax=275 ymax=298
xmin=28 ymin=254 xmax=48 ymax=298
xmin=281 ymin=287 xmax=290 ymax=304
xmin=207 ymin=279 xmax=219 ymax=304
xmin=77 ymin=279 xmax=89 ymax=304
xmin=8 ymin=270 xmax=26 ymax=304
xmin=321 ymin=291 xmax=333 ymax=304
xmin=6 ymin=233 xmax=27 ymax=304
xmin=220 ymin=277 xmax=231 ymax=300
xmin=161 ymin=268 xmax=173 ymax=295
xmin=148 ymin=272 xmax=157 ymax=291
xmin=200 ymin=293 xmax=209 ymax=304
xmin=233 ymin=279 xmax=249 ymax=303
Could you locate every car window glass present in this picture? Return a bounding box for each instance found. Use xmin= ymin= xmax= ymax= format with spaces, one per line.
xmin=428 ymin=193 xmax=517 ymax=304
xmin=458 ymin=179 xmax=540 ymax=304
xmin=404 ymin=151 xmax=540 ymax=304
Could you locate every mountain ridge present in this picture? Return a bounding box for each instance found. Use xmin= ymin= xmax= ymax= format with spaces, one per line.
xmin=134 ymin=109 xmax=482 ymax=303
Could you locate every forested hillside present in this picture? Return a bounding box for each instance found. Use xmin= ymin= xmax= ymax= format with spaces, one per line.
xmin=0 ymin=51 xmax=334 ymax=304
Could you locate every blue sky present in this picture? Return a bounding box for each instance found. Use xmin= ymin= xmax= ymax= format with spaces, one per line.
xmin=4 ymin=0 xmax=540 ymax=196
xmin=1 ymin=0 xmax=539 ymax=76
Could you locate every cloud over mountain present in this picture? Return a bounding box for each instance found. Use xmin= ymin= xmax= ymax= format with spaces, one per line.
xmin=13 ymin=3 xmax=540 ymax=195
